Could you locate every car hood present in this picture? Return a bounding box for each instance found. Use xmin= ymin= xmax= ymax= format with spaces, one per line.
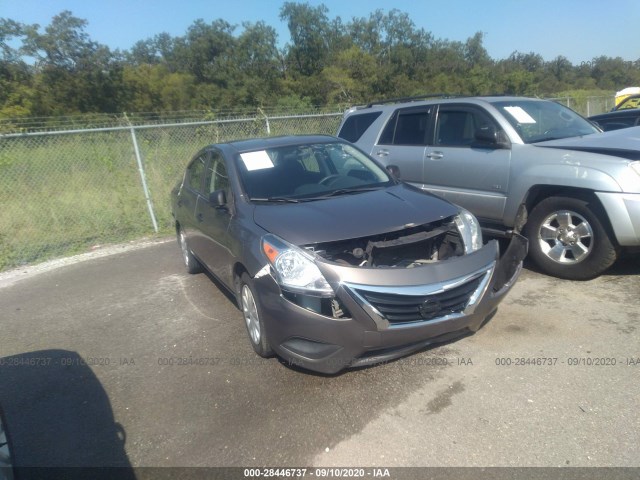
xmin=535 ymin=125 xmax=640 ymax=160
xmin=252 ymin=183 xmax=459 ymax=245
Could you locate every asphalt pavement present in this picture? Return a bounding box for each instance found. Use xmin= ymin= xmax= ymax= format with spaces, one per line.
xmin=0 ymin=240 xmax=638 ymax=471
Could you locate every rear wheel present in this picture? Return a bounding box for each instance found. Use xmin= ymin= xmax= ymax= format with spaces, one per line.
xmin=239 ymin=273 xmax=273 ymax=357
xmin=178 ymin=227 xmax=203 ymax=274
xmin=524 ymin=196 xmax=617 ymax=280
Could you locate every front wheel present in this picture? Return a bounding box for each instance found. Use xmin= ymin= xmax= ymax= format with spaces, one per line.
xmin=239 ymin=273 xmax=273 ymax=358
xmin=524 ymin=196 xmax=617 ymax=280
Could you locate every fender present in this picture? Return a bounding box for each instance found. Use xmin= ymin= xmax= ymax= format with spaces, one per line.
xmin=503 ymin=163 xmax=623 ymax=227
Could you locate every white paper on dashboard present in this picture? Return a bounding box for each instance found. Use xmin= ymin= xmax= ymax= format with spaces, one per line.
xmin=504 ymin=106 xmax=536 ymax=124
xmin=240 ymin=151 xmax=274 ymax=171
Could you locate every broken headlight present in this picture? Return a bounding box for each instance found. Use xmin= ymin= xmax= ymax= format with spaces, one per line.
xmin=262 ymin=234 xmax=334 ymax=296
xmin=454 ymin=209 xmax=483 ymax=254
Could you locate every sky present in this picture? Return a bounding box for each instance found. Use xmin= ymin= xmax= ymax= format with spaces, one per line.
xmin=1 ymin=0 xmax=639 ymax=64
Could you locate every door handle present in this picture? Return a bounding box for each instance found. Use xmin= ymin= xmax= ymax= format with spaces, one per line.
xmin=376 ymin=149 xmax=389 ymax=157
xmin=196 ymin=213 xmax=204 ymax=222
xmin=426 ymin=151 xmax=444 ymax=160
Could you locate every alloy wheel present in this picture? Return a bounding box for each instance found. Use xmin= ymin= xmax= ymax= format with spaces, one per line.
xmin=537 ymin=210 xmax=594 ymax=264
xmin=242 ymin=285 xmax=261 ymax=345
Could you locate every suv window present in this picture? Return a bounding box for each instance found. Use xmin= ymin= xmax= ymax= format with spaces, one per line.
xmin=379 ymin=107 xmax=431 ymax=146
xmin=338 ymin=111 xmax=382 ymax=142
xmin=434 ymin=107 xmax=496 ymax=146
xmin=187 ymin=155 xmax=206 ymax=193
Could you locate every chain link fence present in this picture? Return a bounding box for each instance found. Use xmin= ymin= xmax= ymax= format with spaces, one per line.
xmin=550 ymin=96 xmax=615 ymax=117
xmin=0 ymin=95 xmax=617 ymax=271
xmin=0 ymin=112 xmax=343 ymax=271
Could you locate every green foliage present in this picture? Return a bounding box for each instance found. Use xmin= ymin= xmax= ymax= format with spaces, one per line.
xmin=0 ymin=4 xmax=639 ymax=119
xmin=0 ymin=114 xmax=343 ymax=270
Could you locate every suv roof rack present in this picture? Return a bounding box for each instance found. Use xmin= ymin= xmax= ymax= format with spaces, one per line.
xmin=364 ymin=93 xmax=463 ymax=108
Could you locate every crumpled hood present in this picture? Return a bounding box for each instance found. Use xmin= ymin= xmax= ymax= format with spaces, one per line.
xmin=536 ymin=125 xmax=640 ymax=160
xmin=253 ymin=183 xmax=459 ymax=245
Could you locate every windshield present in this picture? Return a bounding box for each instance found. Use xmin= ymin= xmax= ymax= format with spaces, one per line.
xmin=616 ymin=95 xmax=640 ymax=110
xmin=492 ymin=100 xmax=599 ymax=143
xmin=236 ymin=141 xmax=392 ymax=201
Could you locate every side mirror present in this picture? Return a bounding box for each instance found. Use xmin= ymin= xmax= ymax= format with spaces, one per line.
xmin=209 ymin=190 xmax=227 ymax=207
xmin=386 ymin=164 xmax=401 ymax=179
xmin=474 ymin=125 xmax=510 ymax=149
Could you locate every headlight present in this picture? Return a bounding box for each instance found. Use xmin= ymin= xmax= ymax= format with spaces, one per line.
xmin=262 ymin=234 xmax=333 ymax=296
xmin=631 ymin=161 xmax=640 ymax=177
xmin=454 ymin=209 xmax=483 ymax=253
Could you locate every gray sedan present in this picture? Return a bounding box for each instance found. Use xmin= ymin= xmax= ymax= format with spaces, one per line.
xmin=171 ymin=135 xmax=527 ymax=373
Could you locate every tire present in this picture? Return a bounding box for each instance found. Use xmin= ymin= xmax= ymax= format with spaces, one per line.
xmin=0 ymin=406 xmax=13 ymax=474
xmin=524 ymin=196 xmax=617 ymax=280
xmin=239 ymin=273 xmax=273 ymax=358
xmin=178 ymin=227 xmax=203 ymax=274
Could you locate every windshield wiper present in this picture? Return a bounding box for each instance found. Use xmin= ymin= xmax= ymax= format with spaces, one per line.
xmin=532 ymin=136 xmax=565 ymax=143
xmin=251 ymin=197 xmax=300 ymax=203
xmin=307 ymin=186 xmax=383 ymax=199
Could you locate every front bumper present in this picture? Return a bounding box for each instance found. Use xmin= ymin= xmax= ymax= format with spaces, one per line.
xmin=596 ymin=192 xmax=640 ymax=246
xmin=254 ymin=234 xmax=528 ymax=374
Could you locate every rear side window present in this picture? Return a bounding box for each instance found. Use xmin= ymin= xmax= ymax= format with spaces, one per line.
xmin=187 ymin=155 xmax=206 ymax=193
xmin=338 ymin=111 xmax=382 ymax=142
xmin=379 ymin=107 xmax=431 ymax=146
xmin=206 ymin=152 xmax=230 ymax=195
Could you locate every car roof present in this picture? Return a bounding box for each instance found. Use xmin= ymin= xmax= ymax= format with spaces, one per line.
xmin=223 ymin=134 xmax=341 ymax=153
xmin=346 ymin=95 xmax=548 ymax=114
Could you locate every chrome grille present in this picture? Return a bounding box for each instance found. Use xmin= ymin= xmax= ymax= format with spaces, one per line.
xmin=354 ymin=275 xmax=483 ymax=324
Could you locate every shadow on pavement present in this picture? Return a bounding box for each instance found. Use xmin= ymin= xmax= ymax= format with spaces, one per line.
xmin=0 ymin=350 xmax=135 ymax=480
xmin=605 ymin=250 xmax=640 ymax=276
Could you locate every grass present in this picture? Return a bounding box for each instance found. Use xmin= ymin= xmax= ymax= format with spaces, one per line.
xmin=0 ymin=114 xmax=343 ymax=271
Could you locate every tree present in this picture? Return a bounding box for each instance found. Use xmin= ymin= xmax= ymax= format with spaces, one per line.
xmin=175 ymin=19 xmax=236 ymax=83
xmin=23 ymin=11 xmax=96 ymax=70
xmin=464 ymin=32 xmax=492 ymax=68
xmin=236 ymin=22 xmax=280 ymax=79
xmin=1 ymin=4 xmax=639 ymax=119
xmin=0 ymin=19 xmax=37 ymax=117
xmin=280 ymin=2 xmax=331 ymax=76
xmin=590 ymin=56 xmax=640 ymax=90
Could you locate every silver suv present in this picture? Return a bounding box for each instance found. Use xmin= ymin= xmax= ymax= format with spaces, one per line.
xmin=338 ymin=95 xmax=640 ymax=280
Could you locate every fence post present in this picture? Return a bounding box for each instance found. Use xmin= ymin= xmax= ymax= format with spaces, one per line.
xmin=125 ymin=114 xmax=158 ymax=233
xmin=258 ymin=108 xmax=271 ymax=136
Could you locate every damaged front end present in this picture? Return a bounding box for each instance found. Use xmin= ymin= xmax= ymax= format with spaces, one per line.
xmin=255 ymin=211 xmax=528 ymax=373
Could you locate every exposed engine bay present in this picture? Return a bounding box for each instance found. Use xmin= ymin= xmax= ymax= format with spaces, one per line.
xmin=305 ymin=218 xmax=465 ymax=268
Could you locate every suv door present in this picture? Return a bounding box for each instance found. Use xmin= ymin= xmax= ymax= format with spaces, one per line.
xmin=194 ymin=150 xmax=234 ymax=284
xmin=424 ymin=104 xmax=511 ymax=222
xmin=371 ymin=106 xmax=433 ymax=186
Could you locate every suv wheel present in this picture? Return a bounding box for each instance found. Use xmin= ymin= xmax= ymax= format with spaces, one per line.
xmin=524 ymin=196 xmax=617 ymax=280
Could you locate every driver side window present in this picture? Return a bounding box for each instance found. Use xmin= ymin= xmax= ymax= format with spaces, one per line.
xmin=435 ymin=108 xmax=495 ymax=147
